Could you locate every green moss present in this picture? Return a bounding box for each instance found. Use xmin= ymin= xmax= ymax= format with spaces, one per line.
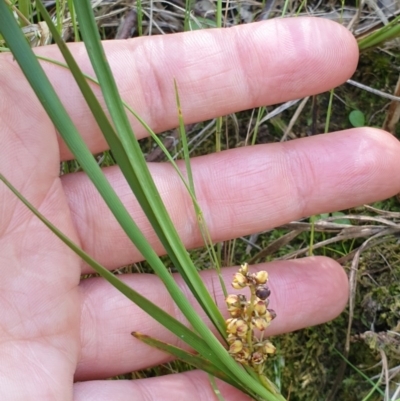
xmin=261 ymin=241 xmax=400 ymax=400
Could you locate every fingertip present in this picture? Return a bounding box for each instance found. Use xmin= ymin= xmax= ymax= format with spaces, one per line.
xmin=360 ymin=127 xmax=400 ymax=156
xmin=249 ymin=17 xmax=360 ymax=95
xmin=342 ymin=128 xmax=400 ymax=199
xmin=264 ymin=256 xmax=349 ymax=332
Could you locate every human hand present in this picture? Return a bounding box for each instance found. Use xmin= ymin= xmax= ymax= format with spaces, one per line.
xmin=1 ymin=17 xmax=400 ymax=401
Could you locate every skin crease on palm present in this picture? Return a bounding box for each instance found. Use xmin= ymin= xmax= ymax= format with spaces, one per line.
xmin=1 ymin=15 xmax=400 ymax=401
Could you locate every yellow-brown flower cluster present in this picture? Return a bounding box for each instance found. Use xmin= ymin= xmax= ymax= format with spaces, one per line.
xmin=225 ymin=263 xmax=276 ymax=374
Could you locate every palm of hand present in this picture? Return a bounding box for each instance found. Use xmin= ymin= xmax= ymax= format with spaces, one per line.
xmin=1 ymin=17 xmax=400 ymax=401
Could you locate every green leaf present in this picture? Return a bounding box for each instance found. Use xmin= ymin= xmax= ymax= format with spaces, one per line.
xmin=331 ymin=212 xmax=351 ymax=225
xmin=0 ymin=173 xmax=215 ymax=363
xmin=0 ymin=0 xmax=229 ymax=377
xmin=71 ymin=0 xmax=227 ymax=339
xmin=188 ymin=17 xmax=217 ymax=31
xmin=358 ymin=15 xmax=400 ymax=51
xmin=349 ymin=110 xmax=365 ymax=127
xmin=0 ymin=3 xmax=285 ymax=399
xmin=132 ymin=332 xmax=246 ymax=394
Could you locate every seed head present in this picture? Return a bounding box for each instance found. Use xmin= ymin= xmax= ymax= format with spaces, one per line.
xmin=225 ymin=263 xmax=277 ymax=375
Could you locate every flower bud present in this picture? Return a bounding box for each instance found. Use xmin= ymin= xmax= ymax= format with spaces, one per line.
xmin=225 ymin=294 xmax=240 ymax=308
xmin=229 ymin=339 xmax=243 ymax=354
xmin=263 ymin=341 xmax=276 ymax=354
xmin=265 ymin=309 xmax=277 ymax=323
xmin=253 ymin=300 xmax=267 ymax=316
xmin=253 ymin=317 xmax=269 ymax=331
xmin=254 ymin=270 xmax=268 ymax=284
xmin=226 ymin=318 xmax=238 ymax=334
xmin=229 ymin=308 xmax=242 ymax=318
xmin=226 ymin=318 xmax=248 ymax=337
xmin=232 ymin=272 xmax=247 ymax=289
xmin=239 ymin=263 xmax=249 ymax=275
xmin=251 ymin=351 xmax=266 ymax=365
xmin=235 ymin=320 xmax=249 ymax=337
xmin=235 ymin=347 xmax=250 ymax=364
xmin=225 ymin=294 xmax=242 ymax=316
xmin=227 ymin=334 xmax=237 ymax=344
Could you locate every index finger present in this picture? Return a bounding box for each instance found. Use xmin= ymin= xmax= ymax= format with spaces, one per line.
xmin=2 ymin=17 xmax=358 ymax=159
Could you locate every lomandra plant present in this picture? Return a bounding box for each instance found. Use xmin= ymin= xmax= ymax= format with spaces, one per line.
xmin=0 ymin=1 xmax=285 ymax=400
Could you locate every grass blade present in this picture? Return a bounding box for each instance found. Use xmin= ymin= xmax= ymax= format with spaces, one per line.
xmin=358 ymin=15 xmax=400 ymax=50
xmin=132 ymin=332 xmax=246 ymax=393
xmin=1 ymin=170 xmax=281 ymax=400
xmin=0 ymin=4 xmax=285 ymax=398
xmin=0 ymin=173 xmax=220 ymax=363
xmin=71 ymin=0 xmax=227 ymax=337
xmin=0 ymin=0 xmax=228 ymax=370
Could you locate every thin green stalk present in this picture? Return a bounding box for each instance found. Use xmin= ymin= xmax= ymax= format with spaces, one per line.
xmin=1 ymin=0 xmax=229 ymax=368
xmin=174 ymin=81 xmax=226 ymax=295
xmin=0 ymin=173 xmax=228 ymax=372
xmin=184 ymin=0 xmax=192 ymax=31
xmin=67 ymin=0 xmax=80 ymax=41
xmin=295 ymin=0 xmax=307 ymax=16
xmin=56 ymin=0 xmax=65 ymax=35
xmin=358 ymin=15 xmax=400 ymax=50
xmin=136 ymin=0 xmax=143 ymax=36
xmin=324 ymin=89 xmax=334 ymax=133
xmin=333 ymin=348 xmax=384 ymax=397
xmin=17 ymin=0 xmax=30 ymax=23
xmin=215 ymin=0 xmax=222 ymax=156
xmin=281 ymin=0 xmax=290 ymax=16
xmin=215 ymin=116 xmax=223 ymax=152
xmin=209 ymin=374 xmax=227 ymax=401
xmin=71 ymin=0 xmax=227 ymax=337
xmin=308 ymin=215 xmax=315 ymax=257
xmin=4 ymin=0 xmax=31 ymax=26
xmin=216 ymin=0 xmax=222 ymax=28
xmin=174 ymin=80 xmax=195 ymax=198
xmin=0 ymin=3 xmax=285 ymax=398
xmin=252 ymin=106 xmax=266 ymax=145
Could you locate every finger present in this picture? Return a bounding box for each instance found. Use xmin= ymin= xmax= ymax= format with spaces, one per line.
xmin=73 ymin=370 xmax=252 ymax=401
xmin=3 ymin=18 xmax=358 ymax=160
xmin=76 ymin=257 xmax=348 ymax=380
xmin=62 ymin=128 xmax=400 ymax=273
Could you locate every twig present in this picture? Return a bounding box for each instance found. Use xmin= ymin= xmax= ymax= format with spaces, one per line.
xmin=347 ymin=79 xmax=400 ymax=102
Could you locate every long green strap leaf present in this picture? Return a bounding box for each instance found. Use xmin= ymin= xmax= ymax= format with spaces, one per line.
xmin=132 ymin=332 xmax=248 ymax=394
xmin=0 ymin=4 xmax=283 ymax=399
xmin=71 ymin=0 xmax=227 ymax=338
xmin=0 ymin=173 xmax=217 ymax=363
xmin=358 ymin=15 xmax=400 ymax=50
xmin=34 ymin=0 xmax=228 ymax=351
xmin=0 ymin=0 xmax=232 ymax=377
